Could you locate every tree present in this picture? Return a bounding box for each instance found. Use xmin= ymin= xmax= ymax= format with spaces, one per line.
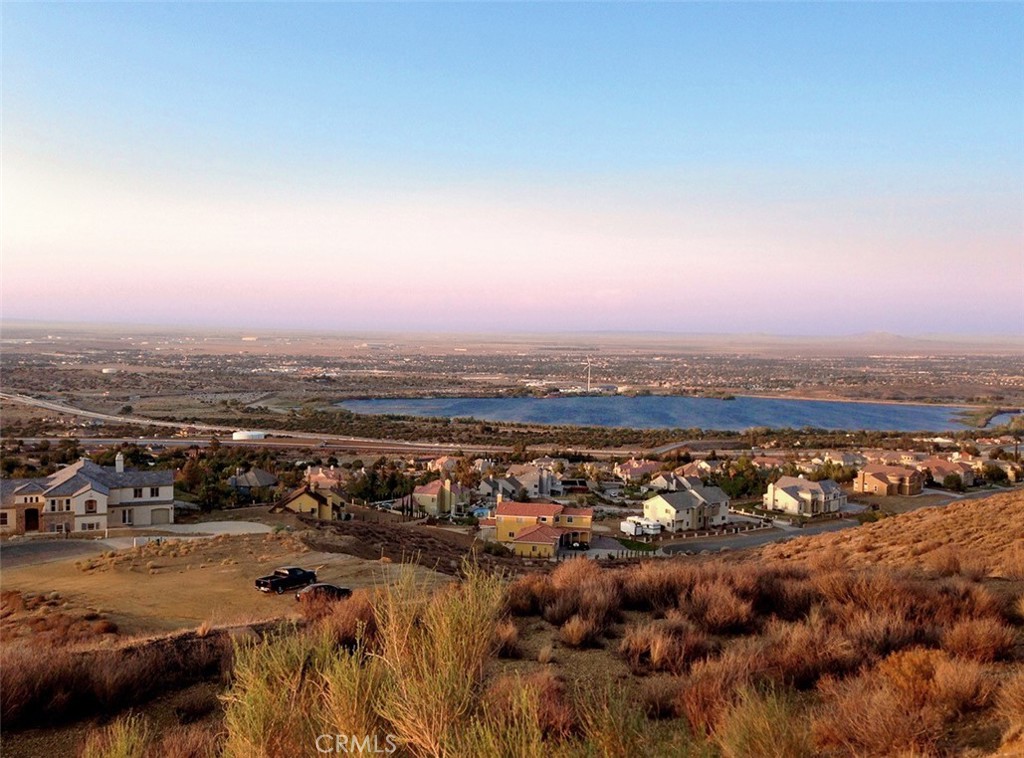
xmin=942 ymin=473 xmax=965 ymax=492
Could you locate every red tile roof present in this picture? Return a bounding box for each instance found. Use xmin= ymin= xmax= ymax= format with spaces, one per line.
xmin=559 ymin=507 xmax=593 ymax=517
xmin=513 ymin=524 xmax=565 ymax=545
xmin=496 ymin=501 xmax=563 ymax=518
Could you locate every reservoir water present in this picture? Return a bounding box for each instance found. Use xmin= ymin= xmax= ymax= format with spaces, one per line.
xmin=337 ymin=395 xmax=986 ymax=432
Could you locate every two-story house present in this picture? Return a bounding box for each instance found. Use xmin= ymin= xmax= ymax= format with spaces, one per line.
xmin=643 ymin=479 xmax=730 ymax=533
xmin=763 ymin=476 xmax=846 ymax=516
xmin=494 ymin=500 xmax=593 ymax=557
xmin=0 ymin=454 xmax=174 ymax=534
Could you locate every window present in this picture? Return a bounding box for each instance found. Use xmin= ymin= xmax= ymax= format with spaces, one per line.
xmin=0 ymin=513 xmax=7 ymax=526
xmin=566 ymin=516 xmax=573 ymax=523
xmin=82 ymin=522 xmax=98 ymax=531
xmin=85 ymin=499 xmax=97 ymax=514
xmin=133 ymin=488 xmax=143 ymax=499
xmin=150 ymin=487 xmax=160 ymax=498
xmin=64 ymin=500 xmax=71 ymax=511
xmin=508 ymin=532 xmax=515 ymax=538
xmin=121 ymin=510 xmax=133 ymax=525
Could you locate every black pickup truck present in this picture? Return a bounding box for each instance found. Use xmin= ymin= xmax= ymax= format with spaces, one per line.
xmin=255 ymin=566 xmax=317 ymax=594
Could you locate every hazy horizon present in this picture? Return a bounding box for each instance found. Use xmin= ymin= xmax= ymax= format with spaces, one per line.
xmin=3 ymin=4 xmax=1022 ymax=335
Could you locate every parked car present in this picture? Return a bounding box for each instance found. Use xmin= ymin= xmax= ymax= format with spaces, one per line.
xmin=569 ymin=541 xmax=590 ymax=551
xmin=295 ymin=583 xmax=353 ymax=602
xmin=255 ymin=566 xmax=317 ymax=594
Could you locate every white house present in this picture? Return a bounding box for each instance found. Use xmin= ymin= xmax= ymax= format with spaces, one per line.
xmin=762 ymin=476 xmax=846 ymax=516
xmin=642 ymin=480 xmax=730 ymax=532
xmin=0 ymin=454 xmax=174 ymax=534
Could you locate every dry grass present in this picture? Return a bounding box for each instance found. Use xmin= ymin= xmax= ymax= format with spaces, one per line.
xmin=996 ymin=670 xmax=1024 ymax=744
xmin=492 ymin=618 xmax=520 ymax=658
xmin=714 ymin=685 xmax=813 ymax=758
xmin=559 ymin=614 xmax=600 ymax=648
xmin=942 ymin=617 xmax=1017 ymax=662
xmin=813 ymin=647 xmax=993 ymax=756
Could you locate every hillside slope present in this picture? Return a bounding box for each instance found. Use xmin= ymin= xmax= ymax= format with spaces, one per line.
xmin=758 ymin=490 xmax=1024 ymax=578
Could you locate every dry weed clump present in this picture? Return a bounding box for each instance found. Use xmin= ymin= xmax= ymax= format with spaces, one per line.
xmin=559 ymin=614 xmax=600 ymax=648
xmin=714 ymin=685 xmax=813 ymax=758
xmin=677 ymin=643 xmax=769 ymax=736
xmin=925 ymin=544 xmax=962 ymax=576
xmin=685 ymin=582 xmax=755 ymax=635
xmin=813 ymin=647 xmax=992 ymax=756
xmin=0 ymin=634 xmax=230 ymax=731
xmin=318 ymin=589 xmax=378 ymax=647
xmin=942 ymin=617 xmax=1017 ymax=663
xmin=996 ymin=670 xmax=1024 ymax=744
xmin=619 ymin=620 xmax=714 ymax=676
xmin=492 ymin=618 xmax=520 ymax=658
xmin=641 ymin=676 xmax=684 ymax=719
xmin=505 ymin=573 xmax=553 ymax=616
xmin=482 ymin=670 xmax=577 ymax=740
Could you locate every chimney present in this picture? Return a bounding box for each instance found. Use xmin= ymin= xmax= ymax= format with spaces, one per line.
xmin=115 ymin=452 xmax=125 ymax=473
xmin=496 ymin=492 xmax=503 ymax=505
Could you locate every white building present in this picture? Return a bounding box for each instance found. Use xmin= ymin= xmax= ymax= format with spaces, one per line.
xmin=643 ymin=480 xmax=730 ymax=532
xmin=1 ymin=454 xmax=174 ymax=534
xmin=762 ymin=476 xmax=846 ymax=516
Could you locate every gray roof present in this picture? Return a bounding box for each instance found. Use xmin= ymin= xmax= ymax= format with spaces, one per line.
xmin=774 ymin=476 xmax=842 ymax=497
xmin=229 ymin=468 xmax=278 ymax=489
xmin=0 ymin=459 xmax=172 ymax=505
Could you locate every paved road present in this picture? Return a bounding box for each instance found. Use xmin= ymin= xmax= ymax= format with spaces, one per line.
xmin=662 ymin=519 xmax=858 ymax=555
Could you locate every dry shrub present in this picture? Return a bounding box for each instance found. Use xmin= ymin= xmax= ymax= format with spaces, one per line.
xmin=492 ymin=618 xmax=520 ymax=658
xmin=559 ymin=614 xmax=600 ymax=648
xmin=319 ymin=589 xmax=377 ymax=647
xmin=686 ymin=582 xmax=754 ymax=634
xmin=843 ymin=609 xmax=926 ymax=660
xmin=505 ymin=574 xmax=553 ymax=616
xmin=621 ymin=561 xmax=698 ymax=612
xmin=813 ymin=647 xmax=992 ymax=756
xmin=483 ymin=670 xmax=576 ymax=740
xmin=996 ymin=670 xmax=1024 ymax=744
xmin=714 ymin=685 xmax=813 ymax=758
xmin=619 ymin=621 xmax=713 ymax=676
xmin=925 ymin=545 xmax=961 ymax=577
xmin=152 ymin=724 xmax=223 ymax=758
xmin=540 ymin=560 xmax=620 ymax=632
xmin=174 ymin=689 xmax=220 ymax=725
xmin=537 ymin=644 xmax=554 ymax=664
xmin=1000 ymin=543 xmax=1024 ymax=581
xmin=942 ymin=617 xmax=1017 ymax=662
xmin=641 ymin=676 xmax=683 ymax=719
xmin=760 ymin=613 xmax=859 ymax=689
xmin=0 ymin=635 xmax=230 ymax=730
xmin=80 ymin=713 xmax=150 ymax=758
xmin=677 ymin=643 xmax=767 ymax=735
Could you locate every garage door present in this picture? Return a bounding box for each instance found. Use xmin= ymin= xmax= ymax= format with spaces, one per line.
xmin=151 ymin=509 xmax=170 ymax=525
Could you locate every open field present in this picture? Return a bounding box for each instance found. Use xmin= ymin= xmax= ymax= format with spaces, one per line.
xmin=0 ymin=532 xmax=449 ymax=636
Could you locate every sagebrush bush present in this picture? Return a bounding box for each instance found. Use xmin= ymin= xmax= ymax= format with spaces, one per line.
xmin=560 ymin=614 xmax=600 ymax=648
xmin=715 ymin=685 xmax=813 ymax=758
xmin=996 ymin=670 xmax=1024 ymax=744
xmin=942 ymin=617 xmax=1017 ymax=663
xmin=492 ymin=618 xmax=520 ymax=658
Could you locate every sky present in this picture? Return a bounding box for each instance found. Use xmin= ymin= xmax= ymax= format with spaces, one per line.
xmin=3 ymin=3 xmax=1023 ymax=335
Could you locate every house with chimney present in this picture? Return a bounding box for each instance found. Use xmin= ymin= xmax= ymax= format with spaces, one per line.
xmin=0 ymin=454 xmax=174 ymax=534
xmin=763 ymin=476 xmax=846 ymax=516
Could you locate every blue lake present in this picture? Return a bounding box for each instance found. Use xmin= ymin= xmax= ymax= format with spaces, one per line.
xmin=337 ymin=395 xmax=983 ymax=432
